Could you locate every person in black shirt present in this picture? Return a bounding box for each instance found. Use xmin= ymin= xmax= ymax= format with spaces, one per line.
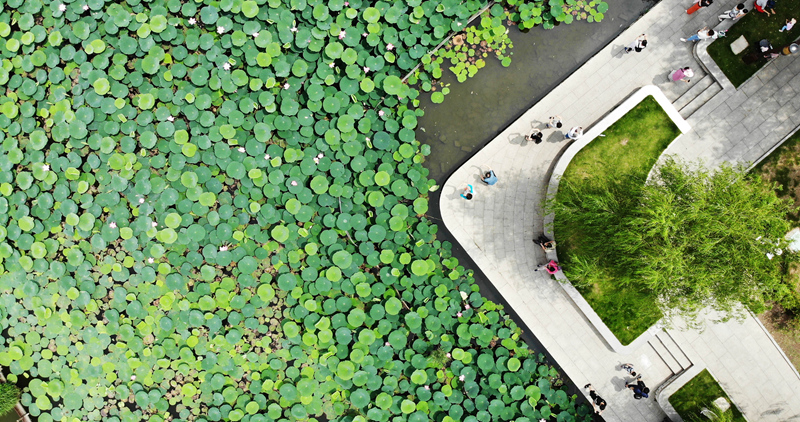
xmin=584 ymin=384 xmax=607 ymax=415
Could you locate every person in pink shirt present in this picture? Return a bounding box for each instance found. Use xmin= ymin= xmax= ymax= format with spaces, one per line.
xmin=536 ymin=260 xmax=560 ymax=275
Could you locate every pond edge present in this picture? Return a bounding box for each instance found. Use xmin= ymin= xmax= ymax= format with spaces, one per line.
xmin=0 ymin=372 xmax=31 ymax=422
xmin=543 ymin=84 xmax=691 ymax=354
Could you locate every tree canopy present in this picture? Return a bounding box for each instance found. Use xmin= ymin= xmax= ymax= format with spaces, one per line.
xmin=553 ymin=157 xmax=797 ymax=321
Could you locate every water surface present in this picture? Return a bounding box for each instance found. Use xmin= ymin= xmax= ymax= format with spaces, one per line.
xmin=418 ymin=0 xmax=658 ymax=182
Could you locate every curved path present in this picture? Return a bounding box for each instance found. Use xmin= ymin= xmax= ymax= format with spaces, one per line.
xmin=439 ymin=0 xmax=800 ymax=420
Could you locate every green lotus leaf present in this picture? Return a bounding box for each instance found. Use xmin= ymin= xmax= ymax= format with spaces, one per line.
xmin=383 ymin=75 xmax=403 ymax=95
xmin=350 ymin=388 xmax=370 ymax=407
xmin=411 ymin=369 xmax=427 ymax=385
xmin=138 ymin=93 xmax=155 ymax=110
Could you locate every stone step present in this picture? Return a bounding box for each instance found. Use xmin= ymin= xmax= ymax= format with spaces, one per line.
xmin=655 ymin=330 xmax=693 ymax=371
xmin=648 ymin=335 xmax=684 ymax=375
xmin=672 ymin=74 xmax=714 ymax=111
xmin=679 ymin=81 xmax=722 ymax=119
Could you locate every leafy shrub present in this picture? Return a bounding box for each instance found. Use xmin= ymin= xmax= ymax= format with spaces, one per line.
xmin=0 ymin=382 xmax=20 ymax=416
xmin=0 ymin=0 xmax=592 ymax=421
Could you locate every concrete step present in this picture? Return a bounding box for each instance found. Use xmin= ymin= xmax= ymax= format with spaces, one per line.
xmin=679 ymin=81 xmax=722 ymax=119
xmin=672 ymin=74 xmax=714 ymax=111
xmin=648 ymin=335 xmax=683 ymax=375
xmin=655 ymin=330 xmax=692 ymax=371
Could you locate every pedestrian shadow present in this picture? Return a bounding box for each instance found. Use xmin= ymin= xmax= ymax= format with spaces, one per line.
xmin=613 ymin=45 xmax=629 ymax=58
xmin=652 ymin=72 xmax=671 ymax=86
xmin=508 ymin=132 xmax=527 ymax=146
xmin=611 ymin=376 xmax=629 ymax=392
xmin=546 ymin=131 xmax=565 ymax=144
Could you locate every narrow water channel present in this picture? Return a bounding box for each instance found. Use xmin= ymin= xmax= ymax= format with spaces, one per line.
xmin=418 ymin=0 xmax=657 ymax=408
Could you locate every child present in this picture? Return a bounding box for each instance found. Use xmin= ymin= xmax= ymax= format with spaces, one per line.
xmin=780 ymin=18 xmax=796 ymax=32
xmin=620 ymin=363 xmax=638 ymax=378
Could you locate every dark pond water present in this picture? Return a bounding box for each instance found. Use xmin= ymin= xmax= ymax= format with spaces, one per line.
xmin=418 ymin=0 xmax=658 ymax=183
xmin=0 ymin=411 xmax=18 ymax=422
xmin=418 ymin=0 xmax=657 ymax=409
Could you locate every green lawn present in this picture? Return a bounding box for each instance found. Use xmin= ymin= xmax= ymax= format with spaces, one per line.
xmin=707 ymin=3 xmax=800 ymax=87
xmin=669 ymin=369 xmax=747 ymax=422
xmin=555 ymin=96 xmax=680 ymax=345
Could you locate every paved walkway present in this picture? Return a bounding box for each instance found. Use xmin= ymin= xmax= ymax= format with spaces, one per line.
xmin=439 ymin=0 xmax=800 ymax=420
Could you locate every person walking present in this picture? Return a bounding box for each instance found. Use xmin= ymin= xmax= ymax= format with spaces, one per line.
xmin=525 ymin=129 xmax=543 ymax=144
xmin=584 ymin=384 xmax=607 ymax=415
xmin=670 ymin=67 xmax=694 ymax=83
xmin=680 ymin=28 xmax=724 ymax=42
xmin=624 ymin=34 xmax=648 ymax=53
xmin=461 ymin=184 xmax=474 ymax=200
xmin=545 ymin=115 xmax=563 ymax=129
xmin=620 ymin=363 xmax=638 ymax=378
xmin=481 ymin=169 xmax=498 ymax=185
xmin=565 ymin=126 xmax=583 ymax=140
xmin=718 ymin=3 xmax=747 ymax=21
xmin=687 ymin=0 xmax=713 ymax=14
xmin=625 ymin=379 xmax=650 ymax=399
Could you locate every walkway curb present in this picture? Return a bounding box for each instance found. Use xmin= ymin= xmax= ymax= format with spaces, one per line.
xmin=543 ymin=85 xmax=690 ymax=354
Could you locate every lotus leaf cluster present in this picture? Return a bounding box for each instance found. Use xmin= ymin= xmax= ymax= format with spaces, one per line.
xmin=0 ymin=0 xmax=594 ymax=421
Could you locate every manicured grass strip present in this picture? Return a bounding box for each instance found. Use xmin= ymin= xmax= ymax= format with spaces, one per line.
xmin=669 ymin=369 xmax=747 ymax=422
xmin=561 ymin=96 xmax=680 ymax=181
xmin=557 ymin=96 xmax=680 ymax=345
xmin=707 ymin=3 xmax=800 ymax=87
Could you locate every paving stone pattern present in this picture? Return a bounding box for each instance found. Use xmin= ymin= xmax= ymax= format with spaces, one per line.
xmin=438 ymin=0 xmax=800 ymax=420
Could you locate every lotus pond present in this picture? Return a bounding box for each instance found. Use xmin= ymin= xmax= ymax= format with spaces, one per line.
xmin=0 ymin=0 xmax=605 ymax=421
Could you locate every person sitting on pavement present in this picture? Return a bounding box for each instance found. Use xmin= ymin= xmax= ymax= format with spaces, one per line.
xmin=535 ymin=260 xmax=560 ymax=275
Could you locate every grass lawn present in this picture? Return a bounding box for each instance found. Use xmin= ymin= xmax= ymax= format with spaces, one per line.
xmin=753 ymin=128 xmax=800 ymax=372
xmin=669 ymin=369 xmax=747 ymax=422
xmin=707 ymin=2 xmax=800 ymax=87
xmin=555 ymin=96 xmax=680 ymax=345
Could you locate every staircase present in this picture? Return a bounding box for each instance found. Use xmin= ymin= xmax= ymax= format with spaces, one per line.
xmin=649 ymin=330 xmax=694 ymax=401
xmin=648 ymin=330 xmax=693 ymax=375
xmin=672 ymin=74 xmax=723 ymax=119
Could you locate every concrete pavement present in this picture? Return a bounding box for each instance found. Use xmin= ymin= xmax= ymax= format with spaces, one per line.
xmin=438 ymin=0 xmax=800 ymax=419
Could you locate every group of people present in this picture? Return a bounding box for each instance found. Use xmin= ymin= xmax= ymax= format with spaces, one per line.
xmin=460 ymin=168 xmax=498 ymax=200
xmin=684 ymin=0 xmax=795 ymax=61
xmin=584 ymin=363 xmax=652 ymax=415
xmin=523 ymin=115 xmax=583 ymax=145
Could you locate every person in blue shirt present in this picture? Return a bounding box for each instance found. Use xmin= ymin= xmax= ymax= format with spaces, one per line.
xmin=461 ymin=184 xmax=473 ymax=200
xmin=482 ymin=170 xmax=498 ymax=185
